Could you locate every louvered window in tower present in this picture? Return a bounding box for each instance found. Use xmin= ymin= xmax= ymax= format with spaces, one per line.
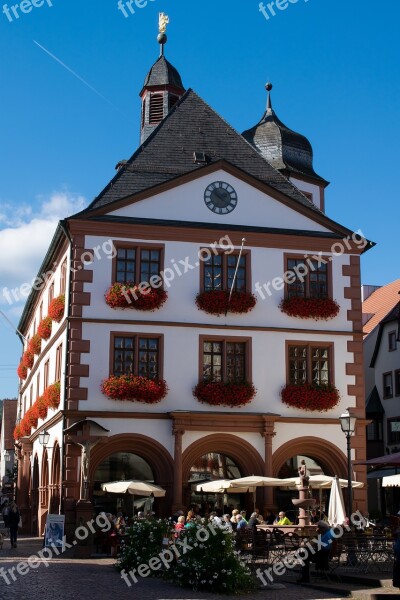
xmin=149 ymin=94 xmax=164 ymax=125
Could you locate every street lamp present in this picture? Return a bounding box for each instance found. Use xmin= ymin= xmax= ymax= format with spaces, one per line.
xmin=340 ymin=408 xmax=357 ymax=520
xmin=38 ymin=430 xmax=51 ymax=447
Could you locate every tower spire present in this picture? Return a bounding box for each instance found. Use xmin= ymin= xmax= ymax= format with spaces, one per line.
xmin=158 ymin=12 xmax=169 ymax=57
xmin=266 ymin=82 xmax=273 ymax=112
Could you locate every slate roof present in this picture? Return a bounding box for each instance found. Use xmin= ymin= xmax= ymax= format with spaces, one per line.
xmin=363 ymin=279 xmax=400 ymax=337
xmin=141 ymin=55 xmax=184 ymax=91
xmin=80 ymin=89 xmax=325 ymax=215
xmin=2 ymin=399 xmax=17 ymax=450
xmin=242 ymin=100 xmax=327 ymax=184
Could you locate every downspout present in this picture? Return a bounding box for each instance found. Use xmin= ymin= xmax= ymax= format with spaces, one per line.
xmin=59 ymin=219 xmax=73 ymax=514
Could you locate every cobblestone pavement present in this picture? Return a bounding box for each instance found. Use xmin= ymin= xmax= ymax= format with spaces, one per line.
xmin=0 ymin=536 xmax=349 ymax=600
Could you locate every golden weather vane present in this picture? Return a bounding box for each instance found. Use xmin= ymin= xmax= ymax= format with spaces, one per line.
xmin=159 ymin=12 xmax=169 ymax=34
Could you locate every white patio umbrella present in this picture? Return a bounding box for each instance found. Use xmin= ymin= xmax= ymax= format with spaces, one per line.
xmin=195 ymin=479 xmax=255 ymax=494
xmin=101 ymin=480 xmax=166 ymax=497
xmin=327 ymin=476 xmax=347 ymax=525
xmin=230 ymin=475 xmax=293 ymax=490
xmin=280 ymin=475 xmax=364 ymax=489
xmin=382 ymin=474 xmax=400 ymax=487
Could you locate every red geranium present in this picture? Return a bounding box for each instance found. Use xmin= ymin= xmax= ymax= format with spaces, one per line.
xmin=101 ymin=375 xmax=168 ymax=404
xmin=28 ymin=334 xmax=42 ymax=355
xmin=48 ymin=295 xmax=65 ymax=322
xmin=193 ymin=381 xmax=256 ymax=407
xmin=22 ymin=350 xmax=34 ymax=369
xmin=17 ymin=362 xmax=28 ymax=380
xmin=43 ymin=382 xmax=61 ymax=409
xmin=36 ymin=396 xmax=48 ymax=419
xmin=26 ymin=405 xmax=39 ymax=428
xmin=38 ymin=317 xmax=52 ymax=340
xmin=19 ymin=417 xmax=32 ymax=437
xmin=13 ymin=424 xmax=22 ymax=440
xmin=195 ymin=290 xmax=257 ymax=316
xmin=105 ymin=282 xmax=168 ymax=311
xmin=281 ymin=383 xmax=340 ymax=412
xmin=279 ymin=296 xmax=340 ymax=320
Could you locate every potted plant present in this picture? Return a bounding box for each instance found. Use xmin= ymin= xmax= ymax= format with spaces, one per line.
xmin=195 ymin=290 xmax=256 ymax=316
xmin=193 ymin=381 xmax=256 ymax=407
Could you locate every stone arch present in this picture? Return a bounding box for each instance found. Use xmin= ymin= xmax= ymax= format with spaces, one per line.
xmin=182 ymin=434 xmax=264 ymax=483
xmin=89 ymin=434 xmax=174 ymax=516
xmin=31 ymin=454 xmax=40 ymax=536
xmin=272 ymin=436 xmax=348 ymax=478
xmin=50 ymin=442 xmax=61 ymax=513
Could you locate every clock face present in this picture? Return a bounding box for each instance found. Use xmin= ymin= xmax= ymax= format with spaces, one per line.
xmin=204 ymin=181 xmax=238 ymax=214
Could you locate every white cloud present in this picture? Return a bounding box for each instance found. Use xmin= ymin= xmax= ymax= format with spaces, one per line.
xmin=0 ymin=191 xmax=87 ymax=308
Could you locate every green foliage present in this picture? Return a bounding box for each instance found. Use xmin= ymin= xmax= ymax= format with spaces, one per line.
xmin=116 ymin=518 xmax=170 ymax=573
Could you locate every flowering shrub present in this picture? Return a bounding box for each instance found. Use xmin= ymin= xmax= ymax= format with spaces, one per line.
xmin=279 ymin=296 xmax=340 ymax=320
xmin=101 ymin=375 xmax=168 ymax=404
xmin=281 ymin=383 xmax=340 ymax=412
xmin=28 ymin=334 xmax=42 ymax=355
xmin=193 ymin=381 xmax=256 ymax=407
xmin=13 ymin=424 xmax=22 ymax=441
xmin=22 ymin=350 xmax=34 ymax=370
xmin=117 ymin=518 xmax=171 ymax=574
xmin=195 ymin=290 xmax=257 ymax=316
xmin=48 ymin=295 xmax=65 ymax=322
xmin=17 ymin=362 xmax=28 ymax=380
xmin=165 ymin=522 xmax=256 ymax=594
xmin=36 ymin=396 xmax=48 ymax=419
xmin=38 ymin=317 xmax=52 ymax=340
xmin=43 ymin=382 xmax=61 ymax=409
xmin=105 ymin=283 xmax=168 ymax=311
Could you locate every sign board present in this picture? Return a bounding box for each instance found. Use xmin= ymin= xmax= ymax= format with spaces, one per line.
xmin=44 ymin=514 xmax=65 ymax=550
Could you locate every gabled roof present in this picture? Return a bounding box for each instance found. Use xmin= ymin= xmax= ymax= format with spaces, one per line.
xmin=79 ymin=89 xmax=326 ymax=215
xmin=370 ymin=301 xmax=400 ymax=368
xmin=365 ymin=386 xmax=384 ymax=415
xmin=363 ymin=279 xmax=400 ymax=337
xmin=2 ymin=399 xmax=18 ymax=450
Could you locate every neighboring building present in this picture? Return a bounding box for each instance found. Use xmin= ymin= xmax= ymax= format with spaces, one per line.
xmin=14 ymin=30 xmax=370 ymax=534
xmin=0 ymin=399 xmax=18 ymax=500
xmin=363 ymin=281 xmax=400 ymax=514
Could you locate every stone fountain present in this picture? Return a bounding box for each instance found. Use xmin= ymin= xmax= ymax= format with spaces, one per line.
xmin=292 ymin=460 xmax=316 ymax=527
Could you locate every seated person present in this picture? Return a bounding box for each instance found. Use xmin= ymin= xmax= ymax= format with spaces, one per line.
xmin=297 ymin=521 xmax=334 ymax=583
xmin=235 ymin=515 xmax=247 ymax=530
xmin=274 ymin=511 xmax=292 ymax=526
xmin=174 ymin=515 xmax=185 ymax=537
xmin=247 ymin=512 xmax=259 ymax=528
xmin=230 ymin=509 xmax=239 ymax=523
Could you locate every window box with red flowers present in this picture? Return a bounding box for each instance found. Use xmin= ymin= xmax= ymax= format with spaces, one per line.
xmin=28 ymin=334 xmax=42 ymax=355
xmin=281 ymin=383 xmax=340 ymax=412
xmin=43 ymin=382 xmax=61 ymax=410
xmin=36 ymin=396 xmax=48 ymax=419
xmin=48 ymin=294 xmax=65 ymax=322
xmin=195 ymin=290 xmax=257 ymax=316
xmin=279 ymin=296 xmax=340 ymax=320
xmin=13 ymin=424 xmax=23 ymax=441
xmin=105 ymin=283 xmax=168 ymax=311
xmin=38 ymin=317 xmax=52 ymax=340
xmin=22 ymin=350 xmax=34 ymax=370
xmin=17 ymin=362 xmax=28 ymax=380
xmin=26 ymin=405 xmax=39 ymax=429
xmin=101 ymin=375 xmax=168 ymax=404
xmin=193 ymin=381 xmax=256 ymax=408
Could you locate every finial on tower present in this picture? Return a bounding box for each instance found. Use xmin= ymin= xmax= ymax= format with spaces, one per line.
xmin=265 ymin=82 xmax=273 ymax=111
xmin=158 ymin=12 xmax=169 ymax=56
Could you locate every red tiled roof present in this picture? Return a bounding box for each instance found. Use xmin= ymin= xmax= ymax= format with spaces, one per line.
xmin=2 ymin=399 xmax=18 ymax=450
xmin=363 ymin=279 xmax=400 ymax=337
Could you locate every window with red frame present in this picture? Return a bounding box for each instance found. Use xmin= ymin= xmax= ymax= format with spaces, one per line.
xmin=55 ymin=344 xmax=63 ymax=382
xmin=288 ymin=344 xmax=332 ymax=385
xmin=202 ymin=340 xmax=247 ymax=383
xmin=113 ymin=336 xmax=160 ymax=380
xmin=203 ymin=253 xmax=247 ymax=292
xmin=115 ymin=247 xmax=162 ymax=284
xmin=286 ymin=257 xmax=329 ymax=299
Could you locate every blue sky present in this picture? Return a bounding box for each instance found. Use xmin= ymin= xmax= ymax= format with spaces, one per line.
xmin=0 ymin=0 xmax=399 ymax=398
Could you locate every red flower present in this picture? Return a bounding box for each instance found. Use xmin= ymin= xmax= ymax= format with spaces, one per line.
xmin=28 ymin=334 xmax=42 ymax=355
xmin=105 ymin=282 xmax=168 ymax=311
xmin=193 ymin=381 xmax=256 ymax=407
xmin=279 ymin=297 xmax=340 ymax=320
xmin=13 ymin=424 xmax=22 ymax=440
xmin=36 ymin=396 xmax=48 ymax=419
xmin=22 ymin=350 xmax=34 ymax=369
xmin=38 ymin=317 xmax=52 ymax=340
xmin=101 ymin=375 xmax=168 ymax=404
xmin=26 ymin=405 xmax=39 ymax=428
xmin=20 ymin=417 xmax=32 ymax=437
xmin=281 ymin=383 xmax=340 ymax=412
xmin=48 ymin=295 xmax=65 ymax=322
xmin=17 ymin=362 xmax=28 ymax=380
xmin=195 ymin=290 xmax=257 ymax=316
xmin=43 ymin=382 xmax=61 ymax=409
